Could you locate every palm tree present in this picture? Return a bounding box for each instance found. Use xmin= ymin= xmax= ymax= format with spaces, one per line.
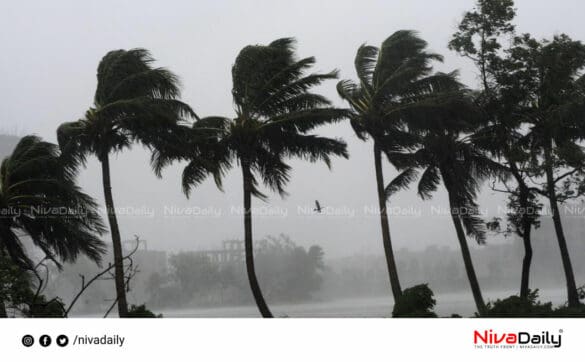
xmin=57 ymin=48 xmax=195 ymax=317
xmin=386 ymin=89 xmax=506 ymax=315
xmin=152 ymin=38 xmax=348 ymax=317
xmin=0 ymin=136 xmax=106 ymax=315
xmin=337 ymin=30 xmax=461 ymax=302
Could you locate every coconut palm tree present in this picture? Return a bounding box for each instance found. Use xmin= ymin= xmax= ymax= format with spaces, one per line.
xmin=0 ymin=136 xmax=105 ymax=315
xmin=152 ymin=38 xmax=348 ymax=317
xmin=337 ymin=30 xmax=462 ymax=302
xmin=386 ymin=88 xmax=507 ymax=315
xmin=1 ymin=135 xmax=105 ymax=266
xmin=57 ymin=48 xmax=195 ymax=317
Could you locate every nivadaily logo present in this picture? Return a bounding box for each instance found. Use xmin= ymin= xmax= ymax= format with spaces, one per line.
xmin=473 ymin=329 xmax=563 ymax=349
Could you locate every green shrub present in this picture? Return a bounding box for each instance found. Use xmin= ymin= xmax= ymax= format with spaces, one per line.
xmin=392 ymin=284 xmax=437 ymax=318
xmin=127 ymin=304 xmax=162 ymax=318
xmin=25 ymin=296 xmax=66 ymax=318
xmin=552 ymin=304 xmax=585 ymax=317
xmin=483 ymin=289 xmax=585 ymax=318
xmin=483 ymin=290 xmax=553 ymax=317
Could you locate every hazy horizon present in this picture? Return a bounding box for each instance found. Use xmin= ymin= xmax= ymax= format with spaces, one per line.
xmin=2 ymin=0 xmax=585 ymax=258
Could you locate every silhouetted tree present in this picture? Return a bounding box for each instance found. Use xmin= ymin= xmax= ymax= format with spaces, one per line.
xmin=57 ymin=49 xmax=195 ymax=316
xmin=337 ymin=30 xmax=462 ymax=302
xmin=508 ymin=34 xmax=585 ymax=307
xmin=0 ymin=136 xmax=106 ymax=316
xmin=450 ymin=0 xmax=541 ymax=300
xmin=449 ymin=0 xmax=516 ymax=94
xmin=0 ymin=136 xmax=105 ymax=267
xmin=387 ymin=87 xmax=507 ymax=315
xmin=153 ymin=38 xmax=348 ymax=317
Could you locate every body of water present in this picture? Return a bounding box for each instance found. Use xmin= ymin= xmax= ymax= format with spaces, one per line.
xmin=153 ymin=288 xmax=568 ymax=318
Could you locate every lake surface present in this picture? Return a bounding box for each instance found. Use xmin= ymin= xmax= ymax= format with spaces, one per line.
xmin=155 ymin=288 xmax=568 ymax=318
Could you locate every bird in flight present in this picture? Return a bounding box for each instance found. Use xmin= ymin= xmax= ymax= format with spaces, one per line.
xmin=314 ymin=200 xmax=323 ymax=213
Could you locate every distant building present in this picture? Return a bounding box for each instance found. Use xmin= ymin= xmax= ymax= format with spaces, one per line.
xmin=195 ymin=240 xmax=245 ymax=264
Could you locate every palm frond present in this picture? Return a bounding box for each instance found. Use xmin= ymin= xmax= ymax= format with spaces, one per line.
xmin=108 ymin=67 xmax=181 ymax=101
xmin=417 ymin=166 xmax=441 ymax=200
xmin=374 ymin=30 xmax=442 ymax=88
xmin=253 ymin=149 xmax=291 ymax=197
xmin=268 ymin=133 xmax=348 ymax=169
xmin=254 ymin=71 xmax=339 ymax=117
xmin=385 ymin=168 xmax=418 ymax=199
xmin=459 ymin=202 xmax=488 ymax=244
xmin=263 ymin=108 xmax=349 ymax=133
xmin=1 ymin=136 xmax=106 ymax=267
xmin=354 ymin=44 xmax=378 ymax=89
xmin=95 ymin=48 xmax=154 ymax=106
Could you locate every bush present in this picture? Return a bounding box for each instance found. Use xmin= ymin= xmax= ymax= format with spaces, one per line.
xmin=552 ymin=304 xmax=585 ymax=317
xmin=483 ymin=290 xmax=553 ymax=317
xmin=127 ymin=304 xmax=162 ymax=318
xmin=392 ymin=284 xmax=437 ymax=318
xmin=25 ymin=296 xmax=66 ymax=318
xmin=483 ymin=289 xmax=585 ymax=318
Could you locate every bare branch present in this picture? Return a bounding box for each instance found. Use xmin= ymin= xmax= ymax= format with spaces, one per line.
xmin=65 ymin=238 xmax=141 ymax=317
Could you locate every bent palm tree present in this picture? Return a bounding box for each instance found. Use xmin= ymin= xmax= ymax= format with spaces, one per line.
xmin=57 ymin=49 xmax=195 ymax=317
xmin=0 ymin=136 xmax=105 ymax=266
xmin=0 ymin=136 xmax=105 ymax=315
xmin=387 ymin=89 xmax=506 ymax=316
xmin=153 ymin=38 xmax=348 ymax=317
xmin=337 ymin=30 xmax=460 ymax=302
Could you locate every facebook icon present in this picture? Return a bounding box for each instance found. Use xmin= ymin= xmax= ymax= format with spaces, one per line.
xmin=39 ymin=335 xmax=52 ymax=347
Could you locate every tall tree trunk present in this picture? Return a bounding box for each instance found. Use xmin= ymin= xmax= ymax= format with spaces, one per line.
xmin=373 ymin=143 xmax=402 ymax=303
xmin=101 ymin=154 xmax=129 ymax=317
xmin=446 ymin=191 xmax=487 ymax=315
xmin=241 ymin=161 xmax=273 ymax=318
xmin=0 ymin=300 xmax=7 ymax=318
xmin=543 ymin=145 xmax=580 ymax=307
xmin=518 ymin=185 xmax=533 ymax=300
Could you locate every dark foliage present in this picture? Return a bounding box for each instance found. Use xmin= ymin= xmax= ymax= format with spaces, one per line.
xmin=483 ymin=289 xmax=585 ymax=318
xmin=392 ymin=284 xmax=437 ymax=318
xmin=127 ymin=304 xmax=162 ymax=318
xmin=0 ymin=136 xmax=105 ymax=268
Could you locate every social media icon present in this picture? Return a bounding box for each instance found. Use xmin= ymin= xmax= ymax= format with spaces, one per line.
xmin=22 ymin=335 xmax=34 ymax=347
xmin=39 ymin=335 xmax=52 ymax=347
xmin=56 ymin=335 xmax=69 ymax=347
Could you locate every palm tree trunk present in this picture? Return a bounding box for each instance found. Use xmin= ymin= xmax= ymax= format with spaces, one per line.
xmin=373 ymin=143 xmax=402 ymax=303
xmin=100 ymin=154 xmax=129 ymax=317
xmin=543 ymin=145 xmax=579 ymax=307
xmin=446 ymin=192 xmax=487 ymax=315
xmin=241 ymin=161 xmax=273 ymax=318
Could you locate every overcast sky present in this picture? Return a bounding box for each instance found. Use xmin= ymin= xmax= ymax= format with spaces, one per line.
xmin=1 ymin=0 xmax=584 ymax=257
